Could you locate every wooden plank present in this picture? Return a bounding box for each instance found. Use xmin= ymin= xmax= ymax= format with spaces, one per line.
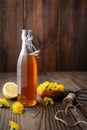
xmin=57 ymin=0 xmax=87 ymax=71
xmin=0 ymin=0 xmax=87 ymax=72
xmin=0 ymin=1 xmax=6 ymax=72
xmin=0 ymin=72 xmax=87 ymax=130
xmin=25 ymin=0 xmax=59 ymax=72
xmin=0 ymin=0 xmax=23 ymax=72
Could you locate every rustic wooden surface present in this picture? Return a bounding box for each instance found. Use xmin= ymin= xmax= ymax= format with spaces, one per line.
xmin=0 ymin=0 xmax=87 ymax=72
xmin=0 ymin=72 xmax=87 ymax=130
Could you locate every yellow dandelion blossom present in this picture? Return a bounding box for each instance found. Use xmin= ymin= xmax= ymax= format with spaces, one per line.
xmin=37 ymin=81 xmax=50 ymax=94
xmin=9 ymin=121 xmax=19 ymax=130
xmin=57 ymin=84 xmax=65 ymax=92
xmin=43 ymin=97 xmax=54 ymax=105
xmin=42 ymin=81 xmax=50 ymax=86
xmin=37 ymin=81 xmax=65 ymax=95
xmin=12 ymin=101 xmax=24 ymax=114
xmin=0 ymin=98 xmax=10 ymax=107
xmin=47 ymin=82 xmax=58 ymax=91
xmin=37 ymin=84 xmax=46 ymax=94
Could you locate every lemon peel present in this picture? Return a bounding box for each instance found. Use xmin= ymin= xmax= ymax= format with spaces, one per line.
xmin=2 ymin=82 xmax=17 ymax=99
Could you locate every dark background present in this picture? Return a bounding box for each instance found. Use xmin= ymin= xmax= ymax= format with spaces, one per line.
xmin=0 ymin=0 xmax=87 ymax=72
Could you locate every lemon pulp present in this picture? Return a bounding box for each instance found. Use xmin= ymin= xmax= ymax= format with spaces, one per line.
xmin=2 ymin=82 xmax=17 ymax=99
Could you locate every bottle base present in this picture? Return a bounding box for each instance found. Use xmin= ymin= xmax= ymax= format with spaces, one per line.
xmin=17 ymin=95 xmax=37 ymax=107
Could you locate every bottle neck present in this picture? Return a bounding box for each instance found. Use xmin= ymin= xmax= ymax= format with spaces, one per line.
xmin=21 ymin=39 xmax=33 ymax=55
xmin=22 ymin=39 xmax=26 ymax=50
xmin=21 ymin=29 xmax=40 ymax=56
xmin=27 ymin=40 xmax=33 ymax=53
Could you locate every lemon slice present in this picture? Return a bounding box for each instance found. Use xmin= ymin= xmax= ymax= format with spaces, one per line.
xmin=2 ymin=82 xmax=17 ymax=99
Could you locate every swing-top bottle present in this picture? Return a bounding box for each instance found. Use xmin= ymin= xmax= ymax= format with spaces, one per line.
xmin=17 ymin=29 xmax=37 ymax=106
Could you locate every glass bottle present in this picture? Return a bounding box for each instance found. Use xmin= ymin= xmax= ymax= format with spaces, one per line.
xmin=17 ymin=29 xmax=37 ymax=106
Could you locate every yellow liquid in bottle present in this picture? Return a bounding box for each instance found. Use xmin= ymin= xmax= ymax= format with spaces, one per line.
xmin=17 ymin=54 xmax=37 ymax=106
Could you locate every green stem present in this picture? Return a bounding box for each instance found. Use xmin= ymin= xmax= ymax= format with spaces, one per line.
xmin=0 ymin=103 xmax=4 ymax=107
xmin=10 ymin=127 xmax=15 ymax=130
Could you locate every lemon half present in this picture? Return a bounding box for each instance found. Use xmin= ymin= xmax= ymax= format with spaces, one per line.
xmin=2 ymin=82 xmax=17 ymax=99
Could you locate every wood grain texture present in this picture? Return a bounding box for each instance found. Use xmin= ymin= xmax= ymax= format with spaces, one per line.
xmin=58 ymin=0 xmax=87 ymax=71
xmin=0 ymin=72 xmax=87 ymax=130
xmin=24 ymin=0 xmax=59 ymax=72
xmin=0 ymin=0 xmax=87 ymax=72
xmin=0 ymin=0 xmax=23 ymax=72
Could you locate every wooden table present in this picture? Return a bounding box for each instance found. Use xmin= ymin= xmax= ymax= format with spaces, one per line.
xmin=0 ymin=72 xmax=87 ymax=130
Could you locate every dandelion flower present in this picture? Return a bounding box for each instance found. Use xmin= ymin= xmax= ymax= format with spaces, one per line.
xmin=12 ymin=101 xmax=24 ymax=114
xmin=43 ymin=97 xmax=54 ymax=105
xmin=37 ymin=81 xmax=50 ymax=94
xmin=37 ymin=81 xmax=65 ymax=94
xmin=9 ymin=121 xmax=19 ymax=130
xmin=0 ymin=98 xmax=10 ymax=107
xmin=57 ymin=84 xmax=65 ymax=92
